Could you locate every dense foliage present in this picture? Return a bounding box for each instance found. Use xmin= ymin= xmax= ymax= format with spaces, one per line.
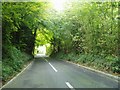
xmin=47 ymin=2 xmax=119 ymax=74
xmin=2 ymin=2 xmax=48 ymax=83
xmin=2 ymin=45 xmax=31 ymax=83
xmin=2 ymin=1 xmax=120 ymax=84
xmin=34 ymin=28 xmax=53 ymax=56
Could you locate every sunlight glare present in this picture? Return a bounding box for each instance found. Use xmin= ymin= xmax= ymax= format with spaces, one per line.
xmin=51 ymin=0 xmax=66 ymax=12
xmin=37 ymin=45 xmax=46 ymax=55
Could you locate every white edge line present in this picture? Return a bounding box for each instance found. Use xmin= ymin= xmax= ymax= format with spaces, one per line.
xmin=49 ymin=63 xmax=58 ymax=72
xmin=65 ymin=82 xmax=74 ymax=89
xmin=0 ymin=61 xmax=33 ymax=89
xmin=65 ymin=61 xmax=119 ymax=83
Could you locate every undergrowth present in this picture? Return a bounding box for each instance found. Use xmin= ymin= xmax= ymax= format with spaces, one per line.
xmin=53 ymin=52 xmax=120 ymax=74
xmin=2 ymin=45 xmax=32 ymax=84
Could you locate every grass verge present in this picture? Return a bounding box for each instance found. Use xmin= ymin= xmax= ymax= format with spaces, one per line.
xmin=2 ymin=45 xmax=33 ymax=85
xmin=53 ymin=52 xmax=120 ymax=76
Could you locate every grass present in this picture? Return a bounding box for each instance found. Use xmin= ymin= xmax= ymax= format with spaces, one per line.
xmin=2 ymin=45 xmax=33 ymax=85
xmin=53 ymin=52 xmax=120 ymax=75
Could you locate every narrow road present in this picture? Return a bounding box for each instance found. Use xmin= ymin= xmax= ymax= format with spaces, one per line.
xmin=2 ymin=57 xmax=119 ymax=89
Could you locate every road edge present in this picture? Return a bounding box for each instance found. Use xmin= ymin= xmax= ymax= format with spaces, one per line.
xmin=0 ymin=60 xmax=34 ymax=89
xmin=65 ymin=60 xmax=120 ymax=83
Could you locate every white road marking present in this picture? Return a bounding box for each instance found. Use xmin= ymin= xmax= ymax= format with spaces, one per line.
xmin=0 ymin=61 xmax=33 ymax=89
xmin=43 ymin=58 xmax=48 ymax=62
xmin=49 ymin=63 xmax=58 ymax=72
xmin=65 ymin=82 xmax=74 ymax=89
xmin=66 ymin=61 xmax=119 ymax=83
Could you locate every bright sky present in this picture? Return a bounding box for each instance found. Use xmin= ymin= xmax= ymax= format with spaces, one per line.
xmin=50 ymin=0 xmax=67 ymax=12
xmin=37 ymin=45 xmax=46 ymax=55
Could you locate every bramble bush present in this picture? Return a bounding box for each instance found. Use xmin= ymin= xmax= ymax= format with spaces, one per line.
xmin=2 ymin=45 xmax=32 ymax=82
xmin=54 ymin=52 xmax=120 ymax=74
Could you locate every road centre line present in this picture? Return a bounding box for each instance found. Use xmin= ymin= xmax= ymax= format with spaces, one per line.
xmin=42 ymin=57 xmax=48 ymax=62
xmin=43 ymin=57 xmax=58 ymax=72
xmin=49 ymin=62 xmax=58 ymax=72
xmin=65 ymin=82 xmax=75 ymax=90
